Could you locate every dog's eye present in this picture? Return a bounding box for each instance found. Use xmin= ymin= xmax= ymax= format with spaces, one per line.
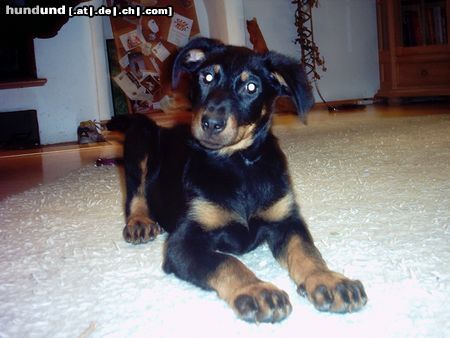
xmin=203 ymin=72 xmax=214 ymax=84
xmin=246 ymin=82 xmax=257 ymax=94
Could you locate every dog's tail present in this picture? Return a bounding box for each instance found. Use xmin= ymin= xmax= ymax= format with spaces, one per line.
xmin=106 ymin=114 xmax=156 ymax=132
xmin=105 ymin=114 xmax=159 ymax=145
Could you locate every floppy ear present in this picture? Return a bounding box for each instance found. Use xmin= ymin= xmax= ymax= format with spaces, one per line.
xmin=172 ymin=37 xmax=225 ymax=89
xmin=264 ymin=52 xmax=314 ymax=123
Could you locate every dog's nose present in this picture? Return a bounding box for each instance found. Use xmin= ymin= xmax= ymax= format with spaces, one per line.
xmin=201 ymin=115 xmax=226 ymax=134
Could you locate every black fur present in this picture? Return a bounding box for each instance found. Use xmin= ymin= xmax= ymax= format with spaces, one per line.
xmin=109 ymin=37 xmax=366 ymax=323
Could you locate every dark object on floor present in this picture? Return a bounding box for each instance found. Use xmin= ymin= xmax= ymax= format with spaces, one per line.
xmin=328 ymin=103 xmax=367 ymax=112
xmin=95 ymin=158 xmax=122 ymax=167
xmin=77 ymin=120 xmax=105 ymax=144
xmin=0 ymin=110 xmax=40 ymax=150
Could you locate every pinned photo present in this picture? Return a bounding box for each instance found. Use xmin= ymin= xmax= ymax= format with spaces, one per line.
xmin=149 ymin=57 xmax=160 ymax=75
xmin=131 ymin=99 xmax=153 ymax=114
xmin=128 ymin=52 xmax=147 ymax=80
xmin=141 ymin=73 xmax=161 ymax=97
xmin=113 ymin=71 xmax=150 ymax=101
xmin=118 ymin=54 xmax=130 ymax=69
xmin=139 ymin=17 xmax=161 ymax=43
xmin=119 ymin=30 xmax=143 ymax=51
xmin=167 ymin=13 xmax=193 ymax=47
xmin=152 ymin=42 xmax=170 ymax=62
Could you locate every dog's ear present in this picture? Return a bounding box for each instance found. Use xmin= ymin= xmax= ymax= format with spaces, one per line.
xmin=264 ymin=52 xmax=314 ymax=123
xmin=172 ymin=37 xmax=225 ymax=89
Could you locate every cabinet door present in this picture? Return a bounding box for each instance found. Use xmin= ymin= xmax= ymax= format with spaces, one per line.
xmin=399 ymin=0 xmax=449 ymax=47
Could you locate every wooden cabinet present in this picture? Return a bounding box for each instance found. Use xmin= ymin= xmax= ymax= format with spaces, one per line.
xmin=376 ymin=0 xmax=450 ymax=100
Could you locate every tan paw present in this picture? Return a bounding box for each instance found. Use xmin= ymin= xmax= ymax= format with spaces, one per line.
xmin=123 ymin=216 xmax=164 ymax=244
xmin=298 ymin=271 xmax=367 ymax=313
xmin=232 ymin=282 xmax=292 ymax=323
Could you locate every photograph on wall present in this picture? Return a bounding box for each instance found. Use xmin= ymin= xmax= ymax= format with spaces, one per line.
xmin=128 ymin=52 xmax=147 ymax=80
xmin=119 ymin=29 xmax=144 ymax=51
xmin=167 ymin=12 xmax=194 ymax=47
xmin=151 ymin=41 xmax=171 ymax=62
xmin=141 ymin=73 xmax=161 ymax=97
xmin=113 ymin=71 xmax=150 ymax=101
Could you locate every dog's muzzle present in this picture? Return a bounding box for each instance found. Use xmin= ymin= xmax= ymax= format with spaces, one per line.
xmin=201 ymin=112 xmax=227 ymax=135
xmin=192 ymin=103 xmax=240 ymax=150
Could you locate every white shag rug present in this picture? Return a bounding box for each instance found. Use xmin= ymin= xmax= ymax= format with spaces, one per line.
xmin=1 ymin=113 xmax=449 ymax=338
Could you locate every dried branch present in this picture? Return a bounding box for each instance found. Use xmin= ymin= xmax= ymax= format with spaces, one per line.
xmin=292 ymin=0 xmax=326 ymax=81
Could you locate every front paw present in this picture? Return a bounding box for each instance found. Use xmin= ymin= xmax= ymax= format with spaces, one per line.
xmin=232 ymin=282 xmax=292 ymax=323
xmin=123 ymin=217 xmax=163 ymax=244
xmin=298 ymin=271 xmax=367 ymax=313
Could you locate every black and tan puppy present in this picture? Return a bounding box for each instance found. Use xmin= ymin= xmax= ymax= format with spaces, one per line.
xmin=109 ymin=37 xmax=367 ymax=323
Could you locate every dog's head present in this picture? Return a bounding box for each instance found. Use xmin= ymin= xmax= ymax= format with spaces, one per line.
xmin=172 ymin=37 xmax=314 ymax=154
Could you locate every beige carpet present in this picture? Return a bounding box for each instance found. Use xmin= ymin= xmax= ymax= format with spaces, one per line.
xmin=0 ymin=112 xmax=449 ymax=337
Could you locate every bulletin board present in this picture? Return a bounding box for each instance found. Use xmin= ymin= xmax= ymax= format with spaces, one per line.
xmin=107 ymin=0 xmax=200 ymax=114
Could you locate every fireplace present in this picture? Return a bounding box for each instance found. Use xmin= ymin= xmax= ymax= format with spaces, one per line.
xmin=0 ymin=110 xmax=40 ymax=150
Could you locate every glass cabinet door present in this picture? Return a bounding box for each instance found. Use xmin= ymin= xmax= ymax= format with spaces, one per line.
xmin=400 ymin=0 xmax=448 ymax=47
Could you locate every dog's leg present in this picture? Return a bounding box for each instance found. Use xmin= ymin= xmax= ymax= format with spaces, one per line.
xmin=123 ymin=156 xmax=162 ymax=244
xmin=122 ymin=118 xmax=163 ymax=244
xmin=263 ymin=194 xmax=367 ymax=313
xmin=163 ymin=228 xmax=292 ymax=323
xmin=208 ymin=257 xmax=292 ymax=323
xmin=274 ymin=230 xmax=367 ymax=313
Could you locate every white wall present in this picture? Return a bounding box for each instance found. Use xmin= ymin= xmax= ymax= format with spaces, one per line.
xmin=243 ymin=0 xmax=300 ymax=58
xmin=0 ymin=1 xmax=111 ymax=145
xmin=89 ymin=0 xmax=113 ymax=124
xmin=312 ymin=0 xmax=379 ymax=101
xmin=202 ymin=0 xmax=245 ymax=45
xmin=193 ymin=0 xmax=210 ymax=37
xmin=33 ymin=17 xmax=100 ymax=144
xmin=0 ymin=14 xmax=110 ymax=145
xmin=243 ymin=0 xmax=379 ymax=102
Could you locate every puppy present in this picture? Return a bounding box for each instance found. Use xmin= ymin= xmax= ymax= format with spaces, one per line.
xmin=109 ymin=37 xmax=367 ymax=323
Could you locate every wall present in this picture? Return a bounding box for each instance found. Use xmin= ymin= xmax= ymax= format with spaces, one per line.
xmin=0 ymin=0 xmax=379 ymax=145
xmin=202 ymin=0 xmax=245 ymax=45
xmin=33 ymin=17 xmax=100 ymax=144
xmin=0 ymin=13 xmax=110 ymax=145
xmin=242 ymin=0 xmax=379 ymax=102
xmin=2 ymin=1 xmax=211 ymax=146
xmin=1 ymin=0 xmax=211 ymax=146
xmin=312 ymin=0 xmax=379 ymax=101
xmin=243 ymin=0 xmax=300 ymax=58
xmin=0 ymin=0 xmax=112 ymax=145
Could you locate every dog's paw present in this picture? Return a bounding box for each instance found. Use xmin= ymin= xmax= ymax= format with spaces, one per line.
xmin=232 ymin=282 xmax=292 ymax=323
xmin=297 ymin=271 xmax=367 ymax=313
xmin=123 ymin=217 xmax=163 ymax=244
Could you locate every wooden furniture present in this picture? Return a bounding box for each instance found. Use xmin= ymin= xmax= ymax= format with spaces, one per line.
xmin=376 ymin=0 xmax=450 ymax=101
